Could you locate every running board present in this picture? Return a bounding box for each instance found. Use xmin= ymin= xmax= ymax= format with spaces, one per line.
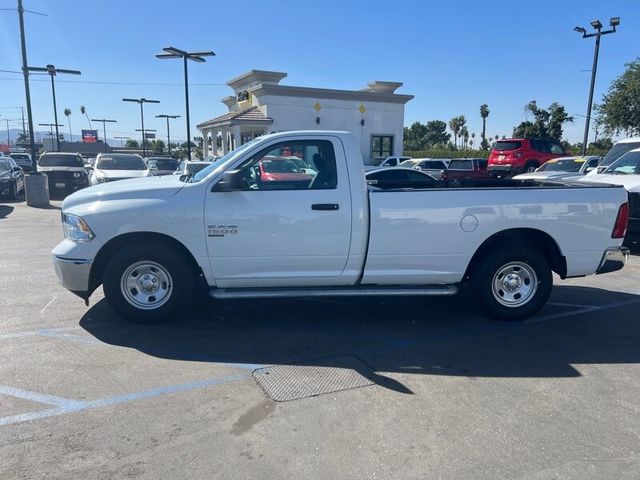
xmin=209 ymin=284 xmax=458 ymax=300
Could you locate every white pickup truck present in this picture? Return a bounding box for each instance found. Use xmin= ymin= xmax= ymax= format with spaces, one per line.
xmin=52 ymin=130 xmax=629 ymax=323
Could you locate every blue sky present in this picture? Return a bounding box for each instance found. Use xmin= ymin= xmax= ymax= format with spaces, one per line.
xmin=0 ymin=0 xmax=638 ymax=144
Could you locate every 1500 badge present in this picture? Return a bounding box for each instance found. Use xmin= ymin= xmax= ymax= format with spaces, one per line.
xmin=207 ymin=224 xmax=239 ymax=237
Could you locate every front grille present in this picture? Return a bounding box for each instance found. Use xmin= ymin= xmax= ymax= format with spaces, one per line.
xmin=628 ymin=192 xmax=640 ymax=219
xmin=44 ymin=171 xmax=84 ymax=182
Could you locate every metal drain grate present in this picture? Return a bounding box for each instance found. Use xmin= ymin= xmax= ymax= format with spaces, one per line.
xmin=252 ymin=355 xmax=376 ymax=402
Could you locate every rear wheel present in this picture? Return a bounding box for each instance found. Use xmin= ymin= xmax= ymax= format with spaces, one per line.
xmin=103 ymin=242 xmax=194 ymax=324
xmin=470 ymin=246 xmax=552 ymax=320
xmin=524 ymin=161 xmax=539 ymax=173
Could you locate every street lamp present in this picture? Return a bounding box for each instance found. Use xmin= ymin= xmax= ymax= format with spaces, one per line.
xmin=122 ymin=98 xmax=160 ymax=157
xmin=38 ymin=123 xmax=63 ymax=148
xmin=27 ymin=64 xmax=81 ymax=152
xmin=155 ymin=46 xmax=215 ymax=160
xmin=155 ymin=114 xmax=180 ymax=155
xmin=91 ymin=118 xmax=117 ymax=153
xmin=135 ymin=129 xmax=157 ymax=156
xmin=114 ymin=136 xmax=129 ymax=147
xmin=574 ymin=17 xmax=620 ymax=155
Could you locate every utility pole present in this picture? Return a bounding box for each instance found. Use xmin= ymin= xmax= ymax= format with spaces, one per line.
xmin=91 ymin=118 xmax=117 ymax=153
xmin=17 ymin=0 xmax=37 ymax=167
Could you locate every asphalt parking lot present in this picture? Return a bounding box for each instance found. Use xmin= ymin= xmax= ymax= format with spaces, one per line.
xmin=1 ymin=197 xmax=640 ymax=480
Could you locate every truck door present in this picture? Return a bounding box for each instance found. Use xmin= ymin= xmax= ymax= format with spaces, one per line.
xmin=205 ymin=137 xmax=353 ymax=287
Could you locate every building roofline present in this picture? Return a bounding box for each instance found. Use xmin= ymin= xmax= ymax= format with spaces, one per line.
xmin=227 ymin=70 xmax=287 ymax=90
xmin=248 ymin=83 xmax=414 ymax=104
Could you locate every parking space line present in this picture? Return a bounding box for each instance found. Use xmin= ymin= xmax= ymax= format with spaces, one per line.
xmin=525 ymin=298 xmax=640 ymax=324
xmin=0 ymin=385 xmax=84 ymax=408
xmin=0 ymin=374 xmax=245 ymax=427
xmin=40 ymin=295 xmax=58 ymax=316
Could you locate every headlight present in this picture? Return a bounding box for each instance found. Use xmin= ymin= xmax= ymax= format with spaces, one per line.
xmin=62 ymin=213 xmax=95 ymax=242
xmin=73 ymin=172 xmax=81 ymax=178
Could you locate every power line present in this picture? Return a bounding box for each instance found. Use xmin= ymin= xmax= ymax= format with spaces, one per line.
xmin=0 ymin=74 xmax=225 ymax=86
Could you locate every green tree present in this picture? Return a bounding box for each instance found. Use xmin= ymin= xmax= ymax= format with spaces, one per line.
xmin=596 ymin=58 xmax=640 ymax=136
xmin=403 ymin=121 xmax=428 ymax=150
xmin=80 ymin=106 xmax=92 ymax=129
xmin=423 ymin=120 xmax=451 ymax=148
xmin=589 ymin=138 xmax=613 ymax=150
xmin=480 ymin=104 xmax=490 ymax=149
xmin=512 ymin=100 xmax=573 ymax=141
xmin=125 ymin=139 xmax=139 ymax=148
xmin=64 ymin=108 xmax=72 ymax=142
xmin=151 ymin=139 xmax=165 ymax=153
xmin=449 ymin=115 xmax=466 ymax=149
xmin=16 ymin=132 xmax=29 ymax=144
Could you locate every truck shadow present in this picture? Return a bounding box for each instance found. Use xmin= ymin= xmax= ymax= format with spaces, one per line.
xmin=79 ymin=285 xmax=640 ymax=394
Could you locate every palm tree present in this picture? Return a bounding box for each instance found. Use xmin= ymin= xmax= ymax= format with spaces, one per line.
xmin=80 ymin=106 xmax=92 ymax=129
xmin=448 ymin=118 xmax=459 ymax=148
xmin=64 ymin=108 xmax=72 ymax=142
xmin=480 ymin=104 xmax=490 ymax=149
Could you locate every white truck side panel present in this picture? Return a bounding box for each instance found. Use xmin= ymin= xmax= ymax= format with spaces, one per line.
xmin=362 ymin=186 xmax=626 ymax=284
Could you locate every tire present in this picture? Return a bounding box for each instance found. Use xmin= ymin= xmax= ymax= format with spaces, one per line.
xmin=9 ymin=181 xmax=18 ymax=200
xmin=524 ymin=161 xmax=539 ymax=173
xmin=470 ymin=246 xmax=552 ymax=320
xmin=103 ymin=242 xmax=195 ymax=324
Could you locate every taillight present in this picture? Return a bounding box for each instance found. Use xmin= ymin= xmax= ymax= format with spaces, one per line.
xmin=612 ymin=202 xmax=629 ymax=238
xmin=442 ymin=171 xmax=448 ymax=180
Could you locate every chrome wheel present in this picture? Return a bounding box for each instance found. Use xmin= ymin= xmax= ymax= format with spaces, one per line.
xmin=491 ymin=261 xmax=538 ymax=307
xmin=120 ymin=260 xmax=173 ymax=310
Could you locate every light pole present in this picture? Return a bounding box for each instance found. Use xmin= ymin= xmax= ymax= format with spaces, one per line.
xmin=156 ymin=114 xmax=180 ymax=155
xmin=135 ymin=129 xmax=157 ymax=155
xmin=574 ymin=17 xmax=619 ymax=155
xmin=91 ymin=118 xmax=117 ymax=153
xmin=122 ymin=98 xmax=159 ymax=157
xmin=155 ymin=47 xmax=215 ymax=160
xmin=27 ymin=64 xmax=81 ymax=152
xmin=38 ymin=123 xmax=63 ymax=149
xmin=114 ymin=136 xmax=129 ymax=147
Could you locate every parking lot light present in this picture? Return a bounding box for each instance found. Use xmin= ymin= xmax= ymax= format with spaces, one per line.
xmin=156 ymin=114 xmax=180 ymax=155
xmin=122 ymin=98 xmax=160 ymax=157
xmin=27 ymin=64 xmax=81 ymax=151
xmin=574 ymin=17 xmax=619 ymax=155
xmin=155 ymin=47 xmax=215 ymax=160
xmin=90 ymin=118 xmax=117 ymax=153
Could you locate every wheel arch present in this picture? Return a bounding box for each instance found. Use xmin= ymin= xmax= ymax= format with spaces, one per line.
xmin=88 ymin=231 xmax=203 ymax=295
xmin=464 ymin=228 xmax=566 ymax=280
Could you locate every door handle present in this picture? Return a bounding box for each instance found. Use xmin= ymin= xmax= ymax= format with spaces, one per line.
xmin=311 ymin=203 xmax=339 ymax=211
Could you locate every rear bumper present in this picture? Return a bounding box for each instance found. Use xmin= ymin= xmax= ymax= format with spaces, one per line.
xmin=595 ymin=247 xmax=629 ymax=275
xmin=488 ymin=165 xmax=520 ymax=177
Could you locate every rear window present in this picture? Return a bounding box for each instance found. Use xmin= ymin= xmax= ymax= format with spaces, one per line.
xmin=150 ymin=158 xmax=178 ymax=170
xmin=600 ymin=142 xmax=640 ymax=167
xmin=448 ymin=160 xmax=473 ymax=170
xmin=494 ymin=141 xmax=522 ymax=151
xmin=97 ymin=155 xmax=146 ymax=170
xmin=10 ymin=154 xmax=29 ymax=160
xmin=38 ymin=154 xmax=83 ymax=167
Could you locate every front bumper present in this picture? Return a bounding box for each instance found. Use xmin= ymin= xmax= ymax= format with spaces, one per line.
xmin=595 ymin=247 xmax=629 ymax=275
xmin=48 ymin=179 xmax=89 ymax=191
xmin=52 ymin=255 xmax=93 ymax=293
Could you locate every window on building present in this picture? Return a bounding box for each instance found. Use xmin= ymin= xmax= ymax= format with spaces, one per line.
xmin=235 ymin=139 xmax=337 ymax=190
xmin=371 ymin=135 xmax=394 ymax=161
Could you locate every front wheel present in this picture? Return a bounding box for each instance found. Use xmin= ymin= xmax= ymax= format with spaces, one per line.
xmin=9 ymin=181 xmax=18 ymax=200
xmin=470 ymin=247 xmax=552 ymax=320
xmin=103 ymin=242 xmax=195 ymax=324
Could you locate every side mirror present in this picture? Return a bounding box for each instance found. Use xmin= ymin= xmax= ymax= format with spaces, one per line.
xmin=585 ymin=167 xmax=595 ymax=172
xmin=12 ymin=166 xmax=22 ymax=172
xmin=212 ymin=169 xmax=244 ymax=192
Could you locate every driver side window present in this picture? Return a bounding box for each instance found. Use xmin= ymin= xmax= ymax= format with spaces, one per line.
xmin=235 ymin=140 xmax=338 ymax=191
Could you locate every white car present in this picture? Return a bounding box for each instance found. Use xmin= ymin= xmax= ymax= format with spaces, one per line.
xmin=89 ymin=153 xmax=150 ymax=185
xmin=413 ymin=158 xmax=451 ymax=180
xmin=587 ymin=137 xmax=640 ymax=176
xmin=364 ymin=155 xmax=412 ymax=171
xmin=513 ymin=156 xmax=601 ymax=181
xmin=173 ymin=161 xmax=212 ymax=176
xmin=52 ymin=130 xmax=628 ymax=324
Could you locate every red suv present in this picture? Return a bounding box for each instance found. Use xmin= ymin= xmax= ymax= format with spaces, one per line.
xmin=488 ymin=139 xmax=567 ymax=177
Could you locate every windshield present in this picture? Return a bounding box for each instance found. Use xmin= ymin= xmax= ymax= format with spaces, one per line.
xmin=399 ymin=160 xmax=418 ymax=168
xmin=190 ymin=137 xmax=264 ymax=182
xmin=0 ymin=159 xmax=11 ymax=170
xmin=604 ymin=151 xmax=640 ymax=175
xmin=600 ymin=141 xmax=640 ymax=167
xmin=39 ymin=154 xmax=83 ymax=167
xmin=97 ymin=155 xmax=146 ymax=170
xmin=538 ymin=158 xmax=583 ymax=172
xmin=262 ymin=159 xmax=301 ymax=173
